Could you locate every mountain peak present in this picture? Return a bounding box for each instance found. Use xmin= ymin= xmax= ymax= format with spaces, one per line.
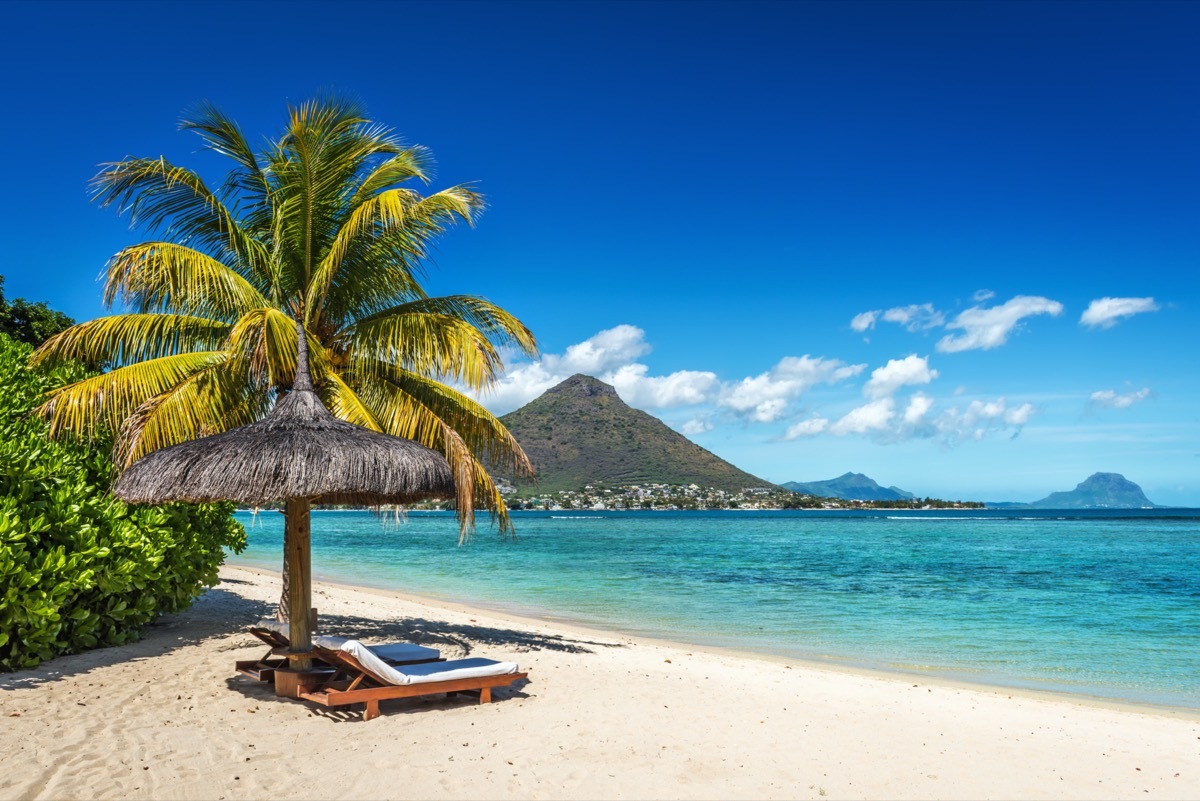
xmin=782 ymin=473 xmax=914 ymax=501
xmin=1029 ymin=472 xmax=1156 ymax=508
xmin=499 ymin=374 xmax=772 ymax=493
xmin=545 ymin=373 xmax=619 ymax=399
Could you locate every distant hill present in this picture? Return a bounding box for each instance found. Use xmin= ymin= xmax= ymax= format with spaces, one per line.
xmin=1027 ymin=472 xmax=1158 ymax=509
xmin=498 ymin=374 xmax=774 ymax=493
xmin=782 ymin=472 xmax=915 ymax=502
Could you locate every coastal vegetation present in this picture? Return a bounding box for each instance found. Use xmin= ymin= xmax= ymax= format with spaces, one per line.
xmin=0 ymin=275 xmax=73 ymax=346
xmin=401 ymin=481 xmax=983 ymax=511
xmin=0 ymin=333 xmax=244 ymax=671
xmin=29 ymin=98 xmax=537 ymax=533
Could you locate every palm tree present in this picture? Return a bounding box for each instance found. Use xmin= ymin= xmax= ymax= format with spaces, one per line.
xmin=31 ymin=97 xmax=537 ymax=536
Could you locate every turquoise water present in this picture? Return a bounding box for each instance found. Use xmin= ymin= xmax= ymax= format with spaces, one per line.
xmin=228 ymin=508 xmax=1200 ymax=709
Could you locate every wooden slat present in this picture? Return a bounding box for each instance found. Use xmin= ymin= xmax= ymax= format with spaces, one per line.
xmin=300 ymin=672 xmax=528 ymax=707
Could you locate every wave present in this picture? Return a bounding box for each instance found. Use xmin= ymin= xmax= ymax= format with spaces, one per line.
xmin=887 ymin=516 xmax=997 ymax=521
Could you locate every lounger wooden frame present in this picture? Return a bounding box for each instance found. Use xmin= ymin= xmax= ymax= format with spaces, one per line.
xmin=298 ymin=645 xmax=529 ymax=722
xmin=235 ymin=625 xmax=303 ymax=682
xmin=234 ymin=611 xmax=441 ymax=683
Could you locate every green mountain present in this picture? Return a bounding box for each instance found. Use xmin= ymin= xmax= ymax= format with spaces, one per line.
xmin=498 ymin=374 xmax=774 ymax=493
xmin=1028 ymin=472 xmax=1158 ymax=509
xmin=781 ymin=472 xmax=915 ymax=502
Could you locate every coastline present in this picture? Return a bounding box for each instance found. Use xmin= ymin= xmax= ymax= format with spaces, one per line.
xmin=227 ymin=556 xmax=1200 ymax=718
xmin=2 ymin=564 xmax=1196 ymax=801
xmin=233 ymin=562 xmax=1200 ymax=721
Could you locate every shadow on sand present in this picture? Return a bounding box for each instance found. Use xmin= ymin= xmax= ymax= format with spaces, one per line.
xmin=2 ymin=574 xmax=619 ymax=693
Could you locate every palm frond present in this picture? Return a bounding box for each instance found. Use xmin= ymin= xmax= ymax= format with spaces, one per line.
xmin=355 ymin=371 xmax=520 ymax=536
xmin=226 ymin=308 xmax=332 ymax=390
xmin=91 ymin=158 xmax=267 ymax=277
xmin=371 ymin=368 xmax=534 ymax=479
xmin=322 ymin=187 xmax=486 ymax=324
xmin=350 ymin=147 xmax=435 ymax=204
xmin=114 ymin=361 xmax=270 ymax=466
xmin=102 ymin=242 xmax=267 ymax=320
xmin=180 ymin=101 xmax=265 ymax=181
xmin=359 ymin=295 xmax=537 ymax=357
xmin=319 ymin=372 xmax=382 ymax=431
xmin=31 ymin=313 xmax=229 ymax=369
xmin=343 ymin=307 xmax=506 ymax=390
xmin=179 ymin=101 xmax=274 ymax=232
xmin=312 ymin=239 xmax=427 ymax=330
xmin=38 ymin=352 xmax=228 ymax=441
xmin=306 ymin=188 xmax=415 ymax=328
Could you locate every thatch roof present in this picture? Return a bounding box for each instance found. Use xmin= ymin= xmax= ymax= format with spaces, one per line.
xmin=112 ymin=323 xmax=455 ymax=506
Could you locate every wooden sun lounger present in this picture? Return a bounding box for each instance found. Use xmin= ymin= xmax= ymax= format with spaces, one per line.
xmin=297 ymin=645 xmax=528 ymax=721
xmin=234 ymin=611 xmax=441 ymax=682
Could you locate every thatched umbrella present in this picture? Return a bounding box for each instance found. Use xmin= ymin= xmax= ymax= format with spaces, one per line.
xmin=113 ymin=320 xmax=456 ymax=671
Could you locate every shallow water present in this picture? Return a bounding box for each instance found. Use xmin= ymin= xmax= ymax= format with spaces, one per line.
xmin=229 ymin=508 xmax=1200 ymax=708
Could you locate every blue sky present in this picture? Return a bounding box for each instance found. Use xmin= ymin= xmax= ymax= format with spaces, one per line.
xmin=3 ymin=1 xmax=1197 ymax=504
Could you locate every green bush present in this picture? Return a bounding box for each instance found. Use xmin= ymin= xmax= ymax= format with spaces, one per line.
xmin=0 ymin=333 xmax=245 ymax=671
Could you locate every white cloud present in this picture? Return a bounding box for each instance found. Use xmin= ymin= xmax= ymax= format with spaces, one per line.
xmin=1090 ymin=387 xmax=1152 ymax=409
xmin=851 ymin=303 xmax=943 ymax=334
xmin=551 ymin=324 xmax=650 ymax=373
xmin=903 ymin=393 xmax=935 ymax=424
xmin=479 ymin=361 xmax=565 ymax=415
xmin=850 ymin=310 xmax=879 ymax=332
xmin=774 ymin=355 xmax=866 ymax=385
xmin=678 ymin=416 xmax=714 ymax=436
xmin=881 ymin=303 xmax=945 ymax=332
xmin=973 ymin=289 xmax=995 ymax=302
xmin=718 ymin=355 xmax=866 ymax=423
xmin=934 ymin=398 xmax=1035 ymax=444
xmin=479 ymin=328 xmax=863 ymax=426
xmin=936 ymin=295 xmax=1064 ymax=353
xmin=479 ymin=321 xmax=1035 ymax=453
xmin=1080 ymin=297 xmax=1159 ymax=329
xmin=479 ymin=325 xmax=714 ymax=414
xmin=784 ymin=417 xmax=829 ymax=439
xmin=789 ymin=390 xmax=1035 ymax=445
xmin=830 ymin=398 xmax=896 ymax=435
xmin=863 ymin=354 xmax=938 ymax=399
xmin=604 ymin=364 xmax=719 ymax=409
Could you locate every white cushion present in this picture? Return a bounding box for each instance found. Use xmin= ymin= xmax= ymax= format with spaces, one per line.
xmin=340 ymin=639 xmax=518 ymax=686
xmin=258 ymin=626 xmax=441 ymax=664
xmin=313 ymin=634 xmax=349 ymax=648
xmin=369 ymin=642 xmax=442 ymax=663
xmin=254 ymin=618 xmax=291 ymax=637
xmin=313 ymin=635 xmax=439 ymax=663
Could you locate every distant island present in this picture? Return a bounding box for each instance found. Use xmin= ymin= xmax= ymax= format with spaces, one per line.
xmin=782 ymin=472 xmax=915 ymax=502
xmin=989 ymin=472 xmax=1159 ymax=509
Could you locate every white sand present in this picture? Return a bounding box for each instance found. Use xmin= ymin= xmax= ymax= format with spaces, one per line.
xmin=1 ymin=564 xmax=1197 ymax=800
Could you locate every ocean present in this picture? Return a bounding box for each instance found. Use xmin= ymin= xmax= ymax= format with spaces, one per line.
xmin=228 ymin=508 xmax=1200 ymax=709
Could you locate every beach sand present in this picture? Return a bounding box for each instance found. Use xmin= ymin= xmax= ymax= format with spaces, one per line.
xmin=1 ymin=565 xmax=1197 ymax=801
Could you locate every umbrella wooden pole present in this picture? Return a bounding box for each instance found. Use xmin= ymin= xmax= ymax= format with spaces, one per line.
xmin=285 ymin=496 xmax=313 ymax=670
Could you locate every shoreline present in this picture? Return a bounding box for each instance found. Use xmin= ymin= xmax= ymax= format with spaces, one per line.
xmin=2 ymin=564 xmax=1197 ymax=800
xmin=227 ymin=559 xmax=1200 ymax=719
